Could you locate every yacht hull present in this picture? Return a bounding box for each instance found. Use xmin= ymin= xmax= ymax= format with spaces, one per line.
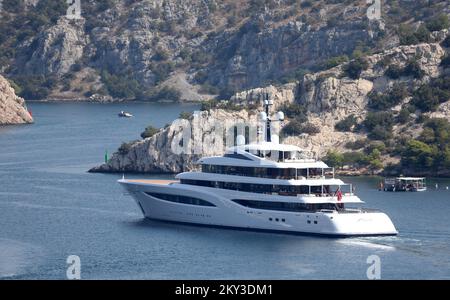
xmin=119 ymin=180 xmax=398 ymax=237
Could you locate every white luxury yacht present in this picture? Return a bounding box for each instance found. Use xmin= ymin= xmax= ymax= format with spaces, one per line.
xmin=119 ymin=99 xmax=398 ymax=237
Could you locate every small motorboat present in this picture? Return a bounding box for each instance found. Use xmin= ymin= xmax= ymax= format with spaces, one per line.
xmin=118 ymin=111 xmax=133 ymax=118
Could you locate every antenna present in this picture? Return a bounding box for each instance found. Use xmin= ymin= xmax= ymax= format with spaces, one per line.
xmin=259 ymin=93 xmax=285 ymax=143
xmin=264 ymin=93 xmax=272 ymax=142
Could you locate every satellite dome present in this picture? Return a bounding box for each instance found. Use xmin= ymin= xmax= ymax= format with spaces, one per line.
xmin=259 ymin=112 xmax=267 ymax=121
xmin=276 ymin=111 xmax=285 ymax=121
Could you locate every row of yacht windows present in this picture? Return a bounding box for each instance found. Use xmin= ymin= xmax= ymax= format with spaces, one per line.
xmin=180 ymin=179 xmax=340 ymax=196
xmin=233 ymin=200 xmax=338 ymax=212
xmin=201 ymin=164 xmax=332 ymax=180
xmin=145 ymin=191 xmax=342 ymax=212
xmin=246 ymin=150 xmax=301 ymax=162
xmin=144 ymin=192 xmax=216 ymax=207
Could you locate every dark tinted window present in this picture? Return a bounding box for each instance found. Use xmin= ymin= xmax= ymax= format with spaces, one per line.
xmin=232 ymin=199 xmax=336 ymax=212
xmin=181 ymin=179 xmax=315 ymax=195
xmin=223 ymin=153 xmax=253 ymax=161
xmin=145 ymin=192 xmax=216 ymax=207
xmin=201 ymin=164 xmax=307 ymax=180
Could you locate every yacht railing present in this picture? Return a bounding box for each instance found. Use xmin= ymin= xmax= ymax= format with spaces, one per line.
xmin=201 ymin=167 xmax=336 ymax=180
xmin=319 ymin=208 xmax=380 ymax=214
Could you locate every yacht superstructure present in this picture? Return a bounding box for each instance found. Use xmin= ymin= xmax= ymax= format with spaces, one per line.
xmin=119 ymin=99 xmax=397 ymax=237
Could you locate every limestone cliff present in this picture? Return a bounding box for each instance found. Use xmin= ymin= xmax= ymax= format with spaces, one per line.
xmin=2 ymin=0 xmax=449 ymax=100
xmin=0 ymin=76 xmax=33 ymax=125
xmin=90 ymin=109 xmax=260 ymax=173
xmin=90 ymin=39 xmax=449 ymax=174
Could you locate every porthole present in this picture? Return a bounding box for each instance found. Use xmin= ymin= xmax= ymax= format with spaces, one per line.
xmin=275 ymin=218 xmax=279 ymax=222
xmin=314 ymin=221 xmax=318 ymax=224
xmin=282 ymin=219 xmax=285 ymax=222
xmin=307 ymin=220 xmax=311 ymax=224
xmin=269 ymin=218 xmax=273 ymax=221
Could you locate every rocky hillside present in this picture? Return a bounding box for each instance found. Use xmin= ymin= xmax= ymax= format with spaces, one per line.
xmin=0 ymin=75 xmax=33 ymax=125
xmin=0 ymin=0 xmax=449 ymax=101
xmin=90 ymin=36 xmax=450 ymax=176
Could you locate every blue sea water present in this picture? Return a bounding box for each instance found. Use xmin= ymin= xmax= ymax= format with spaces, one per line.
xmin=1 ymin=102 xmax=450 ymax=279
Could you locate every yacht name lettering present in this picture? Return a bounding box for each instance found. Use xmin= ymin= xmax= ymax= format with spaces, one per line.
xmin=175 ymin=284 xmax=209 ymax=297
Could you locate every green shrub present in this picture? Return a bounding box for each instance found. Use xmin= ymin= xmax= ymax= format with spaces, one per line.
xmin=323 ymin=151 xmax=344 ymax=169
xmin=300 ymin=0 xmax=313 ymax=8
xmin=365 ymin=141 xmax=386 ymax=155
xmin=398 ymin=24 xmax=418 ymax=45
xmin=200 ymin=99 xmax=219 ymax=111
xmin=426 ymin=14 xmax=450 ymax=32
xmin=2 ymin=0 xmax=26 ymax=13
xmin=335 ymin=115 xmax=357 ymax=132
xmin=152 ymin=47 xmax=170 ymax=61
xmin=411 ymin=75 xmax=450 ymax=112
xmin=100 ymin=70 xmax=140 ymax=99
xmin=71 ymin=63 xmax=82 ymax=72
xmin=217 ymin=86 xmax=237 ymax=101
xmin=151 ymin=62 xmax=175 ymax=84
xmin=369 ymin=125 xmax=393 ymax=140
xmin=400 ymin=118 xmax=450 ymax=172
xmin=403 ymin=59 xmax=425 ymax=79
xmin=282 ymin=120 xmax=320 ymax=136
xmin=368 ymin=84 xmax=409 ymax=110
xmin=384 ymin=64 xmax=403 ymax=79
xmin=140 ymin=126 xmax=159 ymax=139
xmin=397 ymin=108 xmax=412 ymax=124
xmin=398 ymin=24 xmax=431 ymax=45
xmin=194 ymin=70 xmax=208 ymax=84
xmin=14 ymin=76 xmax=56 ymax=100
xmin=345 ymin=139 xmax=367 ymax=150
xmin=280 ymin=103 xmax=307 ymax=122
xmin=343 ymin=57 xmax=369 ymax=79
xmin=364 ymin=111 xmax=394 ymax=140
xmin=342 ymin=151 xmax=370 ymax=167
xmin=442 ymin=35 xmax=450 ymax=48
xmin=280 ymin=68 xmax=310 ymax=83
xmin=401 ymin=140 xmax=434 ymax=169
xmin=179 ymin=111 xmax=193 ymax=120
xmin=301 ymin=123 xmax=321 ymax=135
xmin=414 ymin=24 xmax=431 ymax=43
xmin=441 ymin=55 xmax=450 ymax=68
xmin=144 ymin=86 xmax=182 ymax=102
xmin=326 ymin=17 xmax=339 ymax=28
xmin=7 ymin=79 xmax=22 ymax=95
xmin=420 ymin=118 xmax=450 ymax=148
xmin=323 ymin=55 xmax=349 ymax=70
xmin=118 ymin=140 xmax=139 ymax=155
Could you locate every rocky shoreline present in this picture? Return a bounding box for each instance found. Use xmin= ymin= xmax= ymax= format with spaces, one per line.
xmin=0 ymin=75 xmax=34 ymax=125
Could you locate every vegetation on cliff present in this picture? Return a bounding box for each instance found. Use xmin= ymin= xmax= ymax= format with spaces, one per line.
xmin=1 ymin=0 xmax=449 ymax=101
